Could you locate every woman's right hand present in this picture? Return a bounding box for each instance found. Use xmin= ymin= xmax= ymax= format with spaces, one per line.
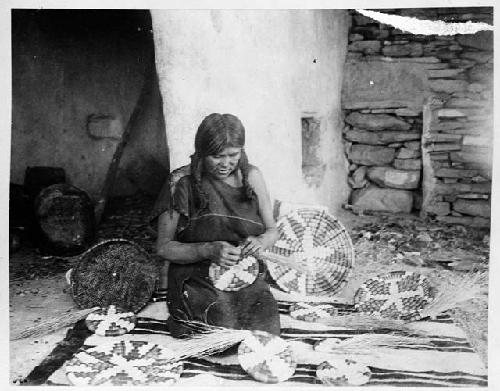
xmin=205 ymin=241 xmax=241 ymax=267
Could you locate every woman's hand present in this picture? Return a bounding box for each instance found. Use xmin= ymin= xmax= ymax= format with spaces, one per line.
xmin=241 ymin=236 xmax=264 ymax=258
xmin=205 ymin=241 xmax=241 ymax=267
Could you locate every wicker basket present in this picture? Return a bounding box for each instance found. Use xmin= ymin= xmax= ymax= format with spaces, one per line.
xmin=34 ymin=183 xmax=95 ymax=256
xmin=266 ymin=208 xmax=354 ymax=297
xmin=238 ymin=331 xmax=296 ymax=383
xmin=208 ymin=255 xmax=259 ymax=291
xmin=70 ymin=239 xmax=160 ymax=312
xmin=354 ymin=270 xmax=435 ymax=321
xmin=66 ymin=340 xmax=183 ymax=386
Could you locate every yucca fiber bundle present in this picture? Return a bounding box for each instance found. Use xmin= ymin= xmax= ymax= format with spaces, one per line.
xmin=419 ymin=271 xmax=487 ymax=320
xmin=167 ymin=320 xmax=252 ymax=360
xmin=10 ymin=307 xmax=100 ymax=341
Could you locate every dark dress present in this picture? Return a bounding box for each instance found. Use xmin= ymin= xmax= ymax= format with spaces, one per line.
xmin=151 ymin=174 xmax=280 ymax=337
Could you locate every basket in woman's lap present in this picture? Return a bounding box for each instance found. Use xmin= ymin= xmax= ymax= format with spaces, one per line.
xmin=209 ymin=255 xmax=260 ymax=291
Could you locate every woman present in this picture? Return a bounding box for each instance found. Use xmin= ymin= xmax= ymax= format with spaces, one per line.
xmin=150 ymin=113 xmax=280 ymax=337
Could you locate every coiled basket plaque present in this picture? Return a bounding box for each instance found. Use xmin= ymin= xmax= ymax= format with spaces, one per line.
xmin=266 ymin=208 xmax=354 ymax=297
xmin=71 ymin=239 xmax=160 ymax=313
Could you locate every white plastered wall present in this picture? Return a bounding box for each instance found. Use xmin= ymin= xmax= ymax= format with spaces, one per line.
xmin=151 ymin=10 xmax=349 ymax=213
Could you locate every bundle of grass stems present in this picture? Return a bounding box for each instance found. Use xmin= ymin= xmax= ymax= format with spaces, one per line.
xmin=161 ymin=320 xmax=252 ymax=362
xmin=10 ymin=307 xmax=100 ymax=341
xmin=419 ymin=271 xmax=487 ymax=320
xmin=315 ymin=334 xmax=433 ymax=355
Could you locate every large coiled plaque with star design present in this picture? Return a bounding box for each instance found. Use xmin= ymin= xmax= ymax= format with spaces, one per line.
xmin=266 ymin=208 xmax=354 ymax=297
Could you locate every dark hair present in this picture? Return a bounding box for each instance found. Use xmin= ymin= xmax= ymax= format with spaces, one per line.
xmin=190 ymin=113 xmax=254 ymax=210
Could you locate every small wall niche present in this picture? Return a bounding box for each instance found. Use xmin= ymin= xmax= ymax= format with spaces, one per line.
xmin=301 ymin=116 xmax=326 ymax=187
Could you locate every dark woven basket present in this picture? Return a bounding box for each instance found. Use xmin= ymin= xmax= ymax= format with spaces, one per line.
xmin=70 ymin=239 xmax=160 ymax=312
xmin=34 ymin=183 xmax=95 ymax=256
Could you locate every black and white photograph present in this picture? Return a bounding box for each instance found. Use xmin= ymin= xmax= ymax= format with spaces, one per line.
xmin=5 ymin=1 xmax=497 ymax=388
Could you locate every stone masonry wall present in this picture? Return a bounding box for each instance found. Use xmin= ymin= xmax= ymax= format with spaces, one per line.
xmin=343 ymin=8 xmax=493 ymax=227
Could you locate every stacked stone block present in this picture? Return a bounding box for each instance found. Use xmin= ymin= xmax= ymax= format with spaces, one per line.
xmin=345 ymin=111 xmax=422 ymax=213
xmin=422 ymin=89 xmax=492 ymax=227
xmin=343 ymin=8 xmax=492 ymax=226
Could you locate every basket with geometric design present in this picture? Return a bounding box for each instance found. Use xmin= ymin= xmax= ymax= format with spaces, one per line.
xmin=316 ymin=358 xmax=372 ymax=386
xmin=65 ymin=340 xmax=183 ymax=386
xmin=354 ymin=270 xmax=436 ymax=321
xmin=208 ymin=255 xmax=260 ymax=291
xmin=237 ymin=330 xmax=296 ymax=383
xmin=289 ymin=302 xmax=338 ymax=322
xmin=266 ymin=208 xmax=354 ymax=297
xmin=84 ymin=305 xmax=137 ymax=337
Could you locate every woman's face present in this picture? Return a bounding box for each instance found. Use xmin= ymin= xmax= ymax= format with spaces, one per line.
xmin=204 ymin=147 xmax=242 ymax=180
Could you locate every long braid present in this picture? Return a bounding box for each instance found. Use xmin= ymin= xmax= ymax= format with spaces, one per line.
xmin=238 ymin=149 xmax=256 ymax=201
xmin=190 ymin=153 xmax=210 ymax=212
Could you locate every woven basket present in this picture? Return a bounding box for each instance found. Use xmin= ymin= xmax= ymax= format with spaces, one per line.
xmin=289 ymin=302 xmax=338 ymax=322
xmin=65 ymin=340 xmax=183 ymax=386
xmin=85 ymin=305 xmax=137 ymax=337
xmin=316 ymin=358 xmax=372 ymax=386
xmin=354 ymin=270 xmax=435 ymax=321
xmin=208 ymin=255 xmax=259 ymax=291
xmin=238 ymin=331 xmax=296 ymax=383
xmin=34 ymin=183 xmax=95 ymax=256
xmin=70 ymin=239 xmax=160 ymax=313
xmin=266 ymin=208 xmax=354 ymax=297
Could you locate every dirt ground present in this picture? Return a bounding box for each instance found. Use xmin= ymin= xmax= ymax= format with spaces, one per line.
xmin=8 ymin=197 xmax=490 ymax=385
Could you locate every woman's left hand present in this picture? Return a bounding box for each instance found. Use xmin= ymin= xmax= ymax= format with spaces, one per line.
xmin=241 ymin=236 xmax=264 ymax=258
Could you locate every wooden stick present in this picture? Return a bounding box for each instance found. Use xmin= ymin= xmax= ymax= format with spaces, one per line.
xmin=94 ymin=57 xmax=154 ymax=224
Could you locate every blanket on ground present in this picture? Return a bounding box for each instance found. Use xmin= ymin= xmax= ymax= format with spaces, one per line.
xmin=24 ymin=298 xmax=487 ymax=387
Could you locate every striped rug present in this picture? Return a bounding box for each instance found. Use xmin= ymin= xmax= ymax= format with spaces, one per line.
xmin=32 ymin=297 xmax=487 ymax=387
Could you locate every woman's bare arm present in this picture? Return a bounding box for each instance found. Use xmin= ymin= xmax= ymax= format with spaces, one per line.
xmin=244 ymin=166 xmax=279 ymax=253
xmin=156 ymin=210 xmax=241 ymax=266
